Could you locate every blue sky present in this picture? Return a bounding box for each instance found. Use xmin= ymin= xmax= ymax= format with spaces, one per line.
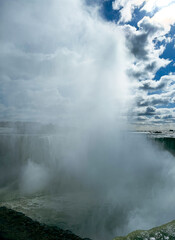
xmin=0 ymin=0 xmax=175 ymax=128
xmin=99 ymin=0 xmax=175 ymax=127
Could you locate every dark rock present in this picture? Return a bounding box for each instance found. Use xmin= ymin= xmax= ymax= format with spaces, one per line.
xmin=0 ymin=207 xmax=92 ymax=240
xmin=153 ymin=131 xmax=162 ymax=134
xmin=153 ymin=137 xmax=175 ymax=156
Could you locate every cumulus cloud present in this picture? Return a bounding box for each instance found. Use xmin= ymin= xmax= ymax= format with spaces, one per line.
xmin=151 ymin=3 xmax=175 ymax=31
xmin=136 ymin=106 xmax=157 ymax=116
xmin=123 ymin=22 xmax=170 ymax=82
xmin=112 ymin=0 xmax=145 ymax=23
xmin=141 ymin=0 xmax=175 ymax=12
xmin=133 ymin=106 xmax=175 ymax=125
xmin=137 ymin=91 xmax=175 ymax=107
xmin=123 ymin=21 xmax=163 ymax=61
xmin=113 ymin=0 xmax=175 ymax=26
xmin=131 ymin=73 xmax=175 ymax=125
xmin=112 ymin=0 xmax=175 ymax=126
xmin=139 ymin=75 xmax=175 ymax=91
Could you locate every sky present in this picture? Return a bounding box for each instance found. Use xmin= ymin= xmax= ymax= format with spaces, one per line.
xmin=0 ymin=0 xmax=175 ymax=128
xmin=99 ymin=0 xmax=175 ymax=127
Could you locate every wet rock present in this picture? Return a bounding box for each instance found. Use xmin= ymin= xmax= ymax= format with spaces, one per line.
xmin=0 ymin=207 xmax=91 ymax=240
xmin=114 ymin=220 xmax=175 ymax=240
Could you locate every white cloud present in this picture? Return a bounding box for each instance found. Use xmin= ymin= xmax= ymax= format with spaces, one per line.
xmin=151 ymin=3 xmax=175 ymax=32
xmin=123 ymin=21 xmax=171 ymax=81
xmin=132 ymin=106 xmax=175 ymax=125
xmin=113 ymin=0 xmax=175 ymax=25
xmin=142 ymin=0 xmax=175 ymax=12
xmin=138 ymin=74 xmax=175 ymax=91
xmin=137 ymin=90 xmax=175 ymax=107
xmin=112 ymin=0 xmax=144 ymax=23
xmin=111 ymin=0 xmax=175 ymax=125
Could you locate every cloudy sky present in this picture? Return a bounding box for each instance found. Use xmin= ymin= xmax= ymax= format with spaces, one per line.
xmin=1 ymin=0 xmax=175 ymax=128
xmin=98 ymin=0 xmax=175 ymax=127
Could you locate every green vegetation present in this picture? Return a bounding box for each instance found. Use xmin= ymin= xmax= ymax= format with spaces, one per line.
xmin=114 ymin=220 xmax=175 ymax=240
xmin=0 ymin=207 xmax=91 ymax=240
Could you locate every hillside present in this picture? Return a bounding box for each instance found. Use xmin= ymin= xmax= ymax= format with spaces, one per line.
xmin=0 ymin=207 xmax=91 ymax=240
xmin=114 ymin=220 xmax=175 ymax=240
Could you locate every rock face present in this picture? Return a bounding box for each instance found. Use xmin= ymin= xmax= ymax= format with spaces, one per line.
xmin=153 ymin=137 xmax=175 ymax=156
xmin=114 ymin=220 xmax=175 ymax=240
xmin=0 ymin=207 xmax=91 ymax=240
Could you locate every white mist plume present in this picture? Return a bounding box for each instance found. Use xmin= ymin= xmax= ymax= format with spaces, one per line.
xmin=20 ymin=159 xmax=49 ymax=194
xmin=0 ymin=0 xmax=129 ymax=124
xmin=1 ymin=1 xmax=175 ymax=240
xmin=16 ymin=130 xmax=175 ymax=240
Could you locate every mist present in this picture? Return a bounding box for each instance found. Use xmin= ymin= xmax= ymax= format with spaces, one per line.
xmin=1 ymin=1 xmax=175 ymax=240
xmin=1 ymin=126 xmax=175 ymax=240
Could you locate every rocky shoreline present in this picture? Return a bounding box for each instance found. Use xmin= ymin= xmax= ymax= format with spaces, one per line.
xmin=0 ymin=207 xmax=91 ymax=240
